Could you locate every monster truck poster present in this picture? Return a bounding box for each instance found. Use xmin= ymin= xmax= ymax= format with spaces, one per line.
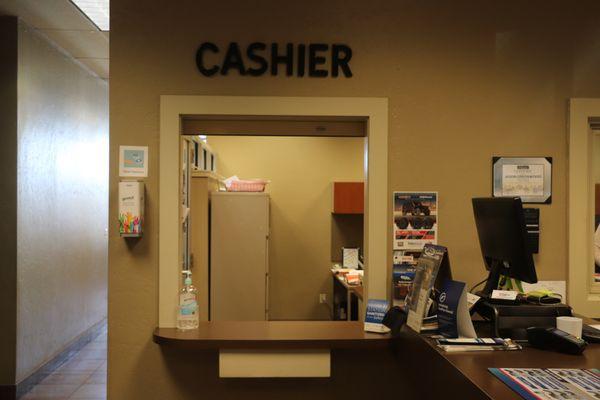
xmin=393 ymin=192 xmax=438 ymax=250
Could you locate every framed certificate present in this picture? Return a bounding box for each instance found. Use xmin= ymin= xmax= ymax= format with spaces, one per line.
xmin=492 ymin=157 xmax=552 ymax=204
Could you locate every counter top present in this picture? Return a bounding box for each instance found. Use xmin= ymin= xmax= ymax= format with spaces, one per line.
xmin=154 ymin=319 xmax=600 ymax=398
xmin=397 ymin=322 xmax=600 ymax=400
xmin=154 ymin=321 xmax=392 ymax=349
xmin=438 ymin=342 xmax=600 ymax=400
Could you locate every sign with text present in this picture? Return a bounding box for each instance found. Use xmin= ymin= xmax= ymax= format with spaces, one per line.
xmin=364 ymin=299 xmax=391 ymax=333
xmin=196 ymin=42 xmax=353 ymax=78
xmin=437 ymin=280 xmax=476 ymax=338
xmin=119 ymin=146 xmax=148 ymax=178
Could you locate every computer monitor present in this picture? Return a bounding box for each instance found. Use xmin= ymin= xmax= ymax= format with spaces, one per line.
xmin=472 ymin=197 xmax=537 ymax=297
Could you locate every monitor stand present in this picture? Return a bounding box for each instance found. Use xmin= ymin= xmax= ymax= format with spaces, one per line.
xmin=476 ymin=259 xmax=504 ymax=299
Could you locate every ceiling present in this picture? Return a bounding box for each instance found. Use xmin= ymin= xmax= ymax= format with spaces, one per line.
xmin=0 ymin=0 xmax=109 ymax=80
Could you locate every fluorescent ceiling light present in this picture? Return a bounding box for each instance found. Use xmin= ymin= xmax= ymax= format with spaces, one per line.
xmin=70 ymin=0 xmax=109 ymax=31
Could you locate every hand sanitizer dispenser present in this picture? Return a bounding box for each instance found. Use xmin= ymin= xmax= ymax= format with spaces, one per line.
xmin=118 ymin=181 xmax=144 ymax=237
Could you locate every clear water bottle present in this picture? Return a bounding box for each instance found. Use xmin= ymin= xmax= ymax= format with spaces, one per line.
xmin=177 ymin=270 xmax=199 ymax=330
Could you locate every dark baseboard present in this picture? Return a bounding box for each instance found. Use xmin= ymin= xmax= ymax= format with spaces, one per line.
xmin=0 ymin=385 xmax=16 ymax=400
xmin=15 ymin=318 xmax=107 ymax=399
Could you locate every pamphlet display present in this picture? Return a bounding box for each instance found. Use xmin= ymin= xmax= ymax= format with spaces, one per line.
xmin=392 ymin=251 xmax=418 ymax=307
xmin=405 ymin=244 xmax=450 ymax=332
xmin=489 ymin=368 xmax=600 ymax=400
xmin=364 ymin=299 xmax=391 ymax=333
xmin=393 ymin=192 xmax=438 ymax=250
xmin=437 ymin=280 xmax=477 ymax=338
xmin=118 ymin=181 xmax=144 ymax=237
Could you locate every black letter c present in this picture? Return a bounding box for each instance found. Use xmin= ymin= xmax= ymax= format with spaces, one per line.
xmin=196 ymin=42 xmax=219 ymax=76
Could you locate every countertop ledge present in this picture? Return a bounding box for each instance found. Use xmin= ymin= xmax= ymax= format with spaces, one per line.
xmin=153 ymin=321 xmax=393 ymax=349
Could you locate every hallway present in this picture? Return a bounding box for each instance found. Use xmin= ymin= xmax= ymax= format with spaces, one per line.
xmin=22 ymin=329 xmax=107 ymax=400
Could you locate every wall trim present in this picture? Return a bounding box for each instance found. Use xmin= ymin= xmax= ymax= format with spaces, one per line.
xmin=14 ymin=319 xmax=106 ymax=399
xmin=568 ymin=98 xmax=600 ymax=317
xmin=159 ymin=96 xmax=389 ymax=327
xmin=0 ymin=15 xmax=18 ymax=394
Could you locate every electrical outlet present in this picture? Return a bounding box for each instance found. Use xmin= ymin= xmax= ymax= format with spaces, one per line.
xmin=319 ymin=293 xmax=327 ymax=303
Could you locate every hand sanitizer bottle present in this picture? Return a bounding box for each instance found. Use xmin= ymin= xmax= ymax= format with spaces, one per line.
xmin=177 ymin=270 xmax=199 ymax=330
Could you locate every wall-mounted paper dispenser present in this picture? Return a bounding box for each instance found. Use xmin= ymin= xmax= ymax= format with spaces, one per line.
xmin=118 ymin=181 xmax=144 ymax=237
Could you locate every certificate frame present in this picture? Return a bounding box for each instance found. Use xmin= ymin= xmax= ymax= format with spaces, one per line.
xmin=492 ymin=157 xmax=552 ymax=204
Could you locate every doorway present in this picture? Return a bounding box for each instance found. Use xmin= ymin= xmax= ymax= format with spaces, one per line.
xmin=568 ymin=98 xmax=600 ymax=317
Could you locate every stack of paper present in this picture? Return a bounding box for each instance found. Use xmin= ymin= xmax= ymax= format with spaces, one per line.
xmin=436 ymin=338 xmax=522 ymax=352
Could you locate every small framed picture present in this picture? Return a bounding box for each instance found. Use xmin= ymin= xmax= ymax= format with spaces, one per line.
xmin=492 ymin=157 xmax=552 ymax=204
xmin=119 ymin=145 xmax=148 ymax=178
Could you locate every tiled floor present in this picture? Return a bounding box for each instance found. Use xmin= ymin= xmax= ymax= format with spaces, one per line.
xmin=22 ymin=330 xmax=107 ymax=399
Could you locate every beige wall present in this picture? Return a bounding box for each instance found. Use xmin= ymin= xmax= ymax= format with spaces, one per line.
xmin=15 ymin=22 xmax=109 ymax=382
xmin=110 ymin=1 xmax=600 ymax=398
xmin=207 ymin=136 xmax=364 ymax=320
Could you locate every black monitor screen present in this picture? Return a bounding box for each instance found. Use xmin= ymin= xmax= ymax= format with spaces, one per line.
xmin=472 ymin=197 xmax=537 ymax=284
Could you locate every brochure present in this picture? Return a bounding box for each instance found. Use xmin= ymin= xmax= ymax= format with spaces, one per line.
xmin=405 ymin=244 xmax=449 ymax=332
xmin=392 ymin=256 xmax=417 ymax=307
xmin=489 ymin=368 xmax=600 ymax=400
xmin=118 ymin=181 xmax=144 ymax=236
xmin=364 ymin=299 xmax=391 ymax=333
xmin=437 ymin=280 xmax=476 ymax=338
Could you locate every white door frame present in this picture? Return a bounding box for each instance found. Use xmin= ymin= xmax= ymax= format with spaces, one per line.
xmin=568 ymin=98 xmax=600 ymax=317
xmin=158 ymin=96 xmax=388 ymax=327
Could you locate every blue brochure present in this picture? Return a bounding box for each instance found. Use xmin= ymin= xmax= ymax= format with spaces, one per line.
xmin=437 ymin=279 xmax=476 ymax=338
xmin=364 ymin=299 xmax=390 ymax=333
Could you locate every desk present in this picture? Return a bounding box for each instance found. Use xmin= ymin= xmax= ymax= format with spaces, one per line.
xmin=153 ymin=321 xmax=389 ymax=350
xmin=397 ymin=322 xmax=600 ymax=399
xmin=153 ymin=320 xmax=600 ymax=399
xmin=154 ymin=321 xmax=391 ymax=378
xmin=331 ymin=270 xmax=363 ymax=321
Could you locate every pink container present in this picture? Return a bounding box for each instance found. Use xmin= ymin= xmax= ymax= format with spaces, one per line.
xmin=226 ymin=179 xmax=268 ymax=192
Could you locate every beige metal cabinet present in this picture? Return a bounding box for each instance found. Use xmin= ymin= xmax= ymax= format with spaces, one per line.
xmin=210 ymin=192 xmax=270 ymax=321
